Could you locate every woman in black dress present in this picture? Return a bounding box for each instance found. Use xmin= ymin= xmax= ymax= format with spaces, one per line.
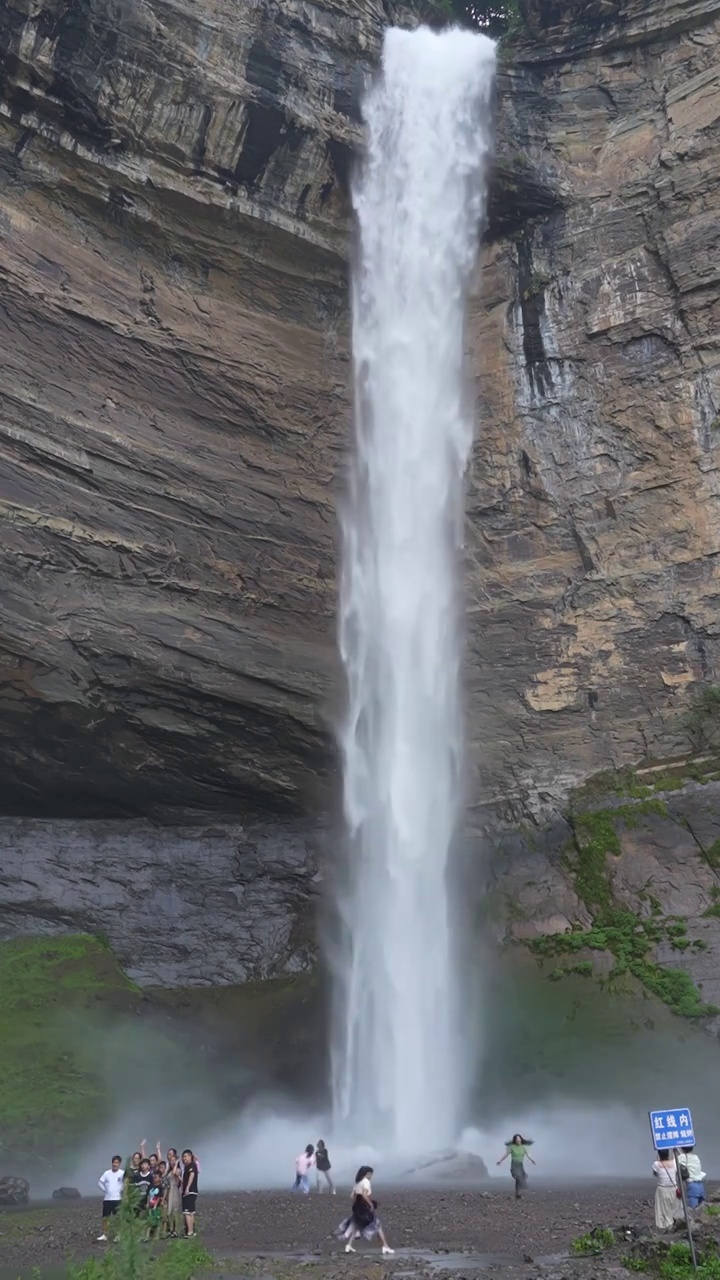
xmin=315 ymin=1140 xmax=335 ymax=1194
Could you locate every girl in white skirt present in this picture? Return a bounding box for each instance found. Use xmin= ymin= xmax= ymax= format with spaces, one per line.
xmin=653 ymin=1149 xmax=678 ymax=1230
xmin=336 ymin=1166 xmax=394 ymax=1255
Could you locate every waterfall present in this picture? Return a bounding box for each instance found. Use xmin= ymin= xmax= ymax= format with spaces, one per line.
xmin=332 ymin=26 xmax=496 ymax=1157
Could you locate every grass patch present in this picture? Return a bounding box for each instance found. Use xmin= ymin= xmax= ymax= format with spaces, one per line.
xmin=659 ymin=1241 xmax=720 ymax=1279
xmin=622 ymin=1240 xmax=720 ymax=1279
xmin=572 ymin=1227 xmax=615 ymax=1255
xmin=69 ymin=1194 xmax=213 ymax=1280
xmin=0 ymin=935 xmax=140 ymax=1160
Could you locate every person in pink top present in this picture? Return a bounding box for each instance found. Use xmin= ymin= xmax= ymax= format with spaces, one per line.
xmin=293 ymin=1144 xmax=315 ymax=1194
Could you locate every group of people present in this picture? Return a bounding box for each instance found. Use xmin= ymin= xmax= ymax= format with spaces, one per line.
xmin=293 ymin=1141 xmax=335 ymax=1194
xmin=97 ymin=1130 xmax=706 ymax=1253
xmin=292 ymin=1145 xmax=393 ymax=1253
xmin=97 ymin=1141 xmax=200 ymax=1243
xmin=653 ymin=1145 xmax=706 ymax=1229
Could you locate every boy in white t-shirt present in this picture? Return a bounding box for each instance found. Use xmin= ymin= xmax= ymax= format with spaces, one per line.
xmin=97 ymin=1155 xmax=125 ymax=1241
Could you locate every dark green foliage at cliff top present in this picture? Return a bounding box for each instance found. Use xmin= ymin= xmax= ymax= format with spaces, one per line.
xmin=415 ymin=0 xmax=519 ymax=37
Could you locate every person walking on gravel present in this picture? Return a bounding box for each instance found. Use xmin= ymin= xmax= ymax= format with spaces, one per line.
xmin=652 ymin=1149 xmax=678 ymax=1229
xmin=97 ymin=1155 xmax=124 ymax=1242
xmin=337 ymin=1165 xmax=394 ymax=1254
xmin=497 ymin=1134 xmax=535 ymax=1199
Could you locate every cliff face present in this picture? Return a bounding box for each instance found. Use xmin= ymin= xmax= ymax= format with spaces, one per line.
xmin=0 ymin=0 xmax=719 ymax=832
xmin=0 ymin=817 xmax=317 ymax=985
xmin=470 ymin=0 xmax=720 ymax=826
xmin=0 ymin=0 xmax=372 ymax=819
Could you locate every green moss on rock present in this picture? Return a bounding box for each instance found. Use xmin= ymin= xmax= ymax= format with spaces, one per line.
xmin=526 ymin=793 xmax=717 ymax=1020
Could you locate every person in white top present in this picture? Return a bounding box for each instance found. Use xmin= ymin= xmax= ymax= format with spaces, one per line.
xmin=293 ymin=1145 xmax=315 ymax=1194
xmin=678 ymin=1145 xmax=706 ymax=1209
xmin=97 ymin=1155 xmax=125 ymax=1242
xmin=652 ymin=1149 xmax=678 ymax=1230
xmin=340 ymin=1166 xmax=394 ymax=1255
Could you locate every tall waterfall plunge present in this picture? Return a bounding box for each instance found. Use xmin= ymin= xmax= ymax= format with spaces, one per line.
xmin=332 ymin=27 xmax=496 ymax=1157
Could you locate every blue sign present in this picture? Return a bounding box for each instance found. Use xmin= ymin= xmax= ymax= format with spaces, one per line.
xmin=649 ymin=1108 xmax=695 ymax=1150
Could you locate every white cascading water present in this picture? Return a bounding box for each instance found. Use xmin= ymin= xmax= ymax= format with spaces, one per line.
xmin=333 ymin=26 xmax=496 ymax=1156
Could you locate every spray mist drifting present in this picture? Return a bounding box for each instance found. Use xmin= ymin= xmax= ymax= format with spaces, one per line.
xmin=332 ymin=26 xmax=496 ymax=1156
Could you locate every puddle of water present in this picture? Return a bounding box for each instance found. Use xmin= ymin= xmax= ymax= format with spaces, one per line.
xmin=216 ymin=1250 xmax=527 ymax=1270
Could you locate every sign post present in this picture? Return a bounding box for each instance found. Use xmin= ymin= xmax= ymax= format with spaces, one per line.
xmin=649 ymin=1108 xmax=697 ymax=1271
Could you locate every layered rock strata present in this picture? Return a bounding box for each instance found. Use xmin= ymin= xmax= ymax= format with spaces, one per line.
xmin=0 ymin=0 xmax=719 ymax=834
xmin=0 ymin=817 xmax=317 ymax=985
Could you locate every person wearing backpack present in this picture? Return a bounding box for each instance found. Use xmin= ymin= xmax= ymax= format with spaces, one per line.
xmin=677 ymin=1145 xmax=706 ymax=1209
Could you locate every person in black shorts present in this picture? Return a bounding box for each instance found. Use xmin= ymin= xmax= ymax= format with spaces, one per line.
xmin=97 ymin=1155 xmax=124 ymax=1242
xmin=181 ymin=1149 xmax=199 ymax=1237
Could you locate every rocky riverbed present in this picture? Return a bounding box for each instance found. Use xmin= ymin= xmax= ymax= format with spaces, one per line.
xmin=0 ymin=1182 xmax=689 ymax=1273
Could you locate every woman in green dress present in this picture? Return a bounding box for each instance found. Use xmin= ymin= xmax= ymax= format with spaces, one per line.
xmin=497 ymin=1134 xmax=536 ymax=1199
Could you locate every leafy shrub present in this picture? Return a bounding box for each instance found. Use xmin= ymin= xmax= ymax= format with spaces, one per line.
xmin=68 ymin=1196 xmax=212 ymax=1280
xmin=572 ymin=1227 xmax=615 ymax=1255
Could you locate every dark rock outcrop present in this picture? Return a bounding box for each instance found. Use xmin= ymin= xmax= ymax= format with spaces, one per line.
xmin=0 ymin=819 xmax=317 ymax=985
xmin=0 ymin=1175 xmax=30 ymax=1205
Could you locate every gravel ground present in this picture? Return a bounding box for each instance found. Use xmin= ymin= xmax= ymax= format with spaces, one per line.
xmin=0 ymin=1182 xmax=664 ymax=1273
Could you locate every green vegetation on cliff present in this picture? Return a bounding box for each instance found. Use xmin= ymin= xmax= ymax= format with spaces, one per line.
xmin=0 ymin=934 xmax=139 ymax=1160
xmin=414 ymin=0 xmax=519 ymax=37
xmin=528 ymin=795 xmax=719 ymax=1020
xmin=571 ymin=800 xmax=667 ymax=912
xmin=0 ymin=933 xmax=322 ymax=1168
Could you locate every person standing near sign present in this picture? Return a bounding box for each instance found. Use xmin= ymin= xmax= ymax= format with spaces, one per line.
xmin=652 ymin=1149 xmax=678 ymax=1229
xmin=677 ymin=1145 xmax=706 ymax=1210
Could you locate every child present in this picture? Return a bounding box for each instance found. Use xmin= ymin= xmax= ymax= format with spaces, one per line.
xmin=145 ymin=1171 xmax=164 ymax=1242
xmin=130 ymin=1158 xmax=153 ymax=1216
xmin=293 ymin=1144 xmax=315 ymax=1194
